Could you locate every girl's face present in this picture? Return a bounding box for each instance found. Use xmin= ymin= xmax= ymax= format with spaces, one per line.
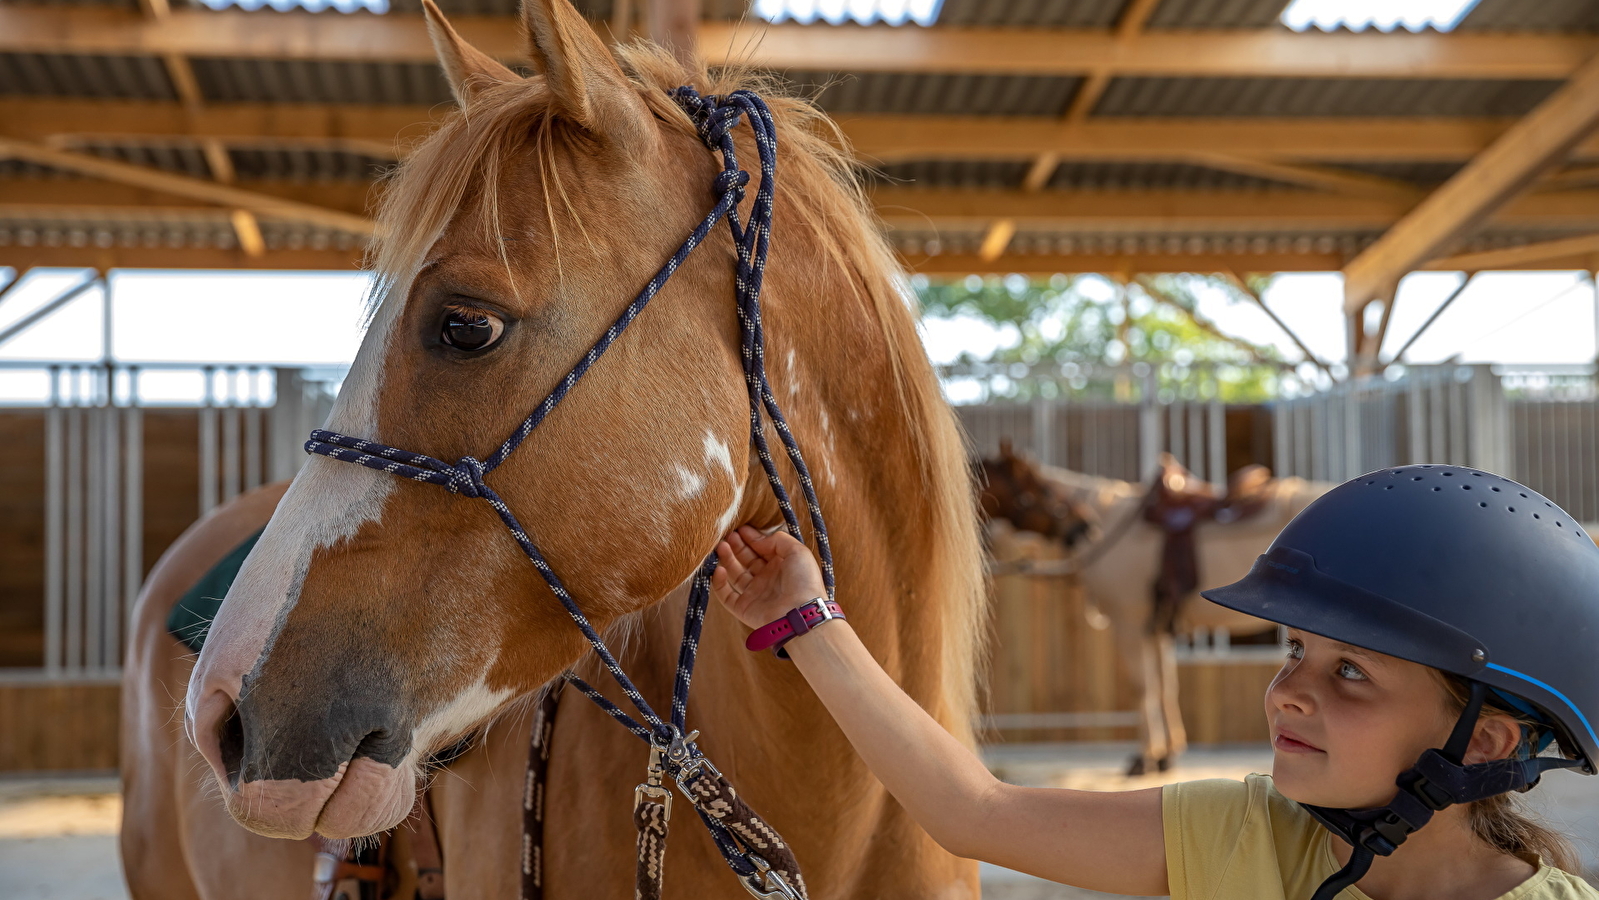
xmin=1265 ymin=630 xmax=1508 ymax=809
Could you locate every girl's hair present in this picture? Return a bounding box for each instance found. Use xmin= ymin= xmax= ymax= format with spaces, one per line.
xmin=1437 ymin=672 xmax=1580 ymax=871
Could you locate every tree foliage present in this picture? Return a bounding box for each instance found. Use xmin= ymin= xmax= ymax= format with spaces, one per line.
xmin=915 ymin=273 xmax=1286 ymax=402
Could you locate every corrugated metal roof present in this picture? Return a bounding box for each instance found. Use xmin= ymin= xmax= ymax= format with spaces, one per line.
xmin=230 ymin=146 xmax=393 ymax=180
xmin=0 ymin=52 xmax=175 ymax=100
xmin=785 ymin=70 xmax=1080 ymax=116
xmin=1095 ymin=76 xmax=1563 ymax=117
xmin=1146 ymin=0 xmax=1288 ymax=29
xmin=1047 ymin=160 xmax=1296 ymax=190
xmin=869 ymin=159 xmax=1031 ymax=189
xmin=1006 ymin=229 xmax=1372 ymax=256
xmin=935 ymin=0 xmax=1125 ymax=28
xmin=0 ymin=207 xmax=367 ymax=251
xmin=190 ymin=56 xmax=452 ymax=104
xmin=0 ymin=141 xmax=390 ymax=181
xmin=1329 ymin=161 xmax=1465 ymax=186
xmin=1456 ymin=0 xmax=1599 ymax=32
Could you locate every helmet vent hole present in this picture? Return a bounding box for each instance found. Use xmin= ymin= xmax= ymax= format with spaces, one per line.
xmin=1557 ymin=521 xmax=1564 ymax=527
xmin=1463 ymin=485 xmax=1472 ymax=490
xmin=1534 ymin=513 xmax=1541 ymax=519
xmin=1443 ymin=472 xmax=1453 ymax=477
xmin=1520 ymin=493 xmax=1529 ymax=498
xmin=1480 ymin=502 xmax=1488 ymax=508
xmin=1472 ymin=472 xmax=1484 ymax=477
xmin=1433 ymin=486 xmax=1442 ymax=492
xmin=1492 ymin=487 xmax=1502 ymax=492
xmin=1413 ymin=476 xmax=1423 ymax=481
xmin=1509 ymin=507 xmax=1517 ymax=513
xmin=1385 ymin=485 xmax=1394 ymax=490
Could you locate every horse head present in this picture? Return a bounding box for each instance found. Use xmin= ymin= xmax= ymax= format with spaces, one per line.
xmin=977 ymin=439 xmax=1094 ymax=547
xmin=186 ymin=0 xmax=817 ymax=840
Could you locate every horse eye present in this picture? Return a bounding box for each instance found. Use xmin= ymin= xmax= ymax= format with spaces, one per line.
xmin=440 ymin=307 xmax=504 ymax=351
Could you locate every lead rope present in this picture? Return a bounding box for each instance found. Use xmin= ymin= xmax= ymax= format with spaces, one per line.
xmin=307 ymin=87 xmax=820 ymax=900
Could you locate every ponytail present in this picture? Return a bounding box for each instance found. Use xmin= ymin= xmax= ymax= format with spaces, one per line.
xmin=1439 ymin=673 xmax=1580 ymax=871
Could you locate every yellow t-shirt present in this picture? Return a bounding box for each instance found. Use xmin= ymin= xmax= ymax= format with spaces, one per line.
xmin=1162 ymin=774 xmax=1597 ymax=900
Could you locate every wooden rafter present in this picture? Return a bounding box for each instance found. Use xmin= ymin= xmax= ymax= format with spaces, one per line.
xmin=1 ymin=6 xmax=1595 ymax=78
xmin=0 ymin=138 xmax=376 ymax=235
xmin=10 ymin=181 xmax=1599 ymax=234
xmin=1425 ymin=233 xmax=1599 ymax=271
xmin=12 ymin=100 xmax=1599 ymax=165
xmin=1179 ymin=153 xmax=1420 ymax=200
xmin=870 ymin=187 xmax=1599 ymax=230
xmin=1342 ymin=50 xmax=1599 ymax=367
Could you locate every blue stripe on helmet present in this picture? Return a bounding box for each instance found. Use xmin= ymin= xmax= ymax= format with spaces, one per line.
xmin=1485 ymin=662 xmax=1598 ymax=750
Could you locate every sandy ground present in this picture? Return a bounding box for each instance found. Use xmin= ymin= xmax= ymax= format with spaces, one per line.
xmin=3 ymin=744 xmax=1596 ymax=900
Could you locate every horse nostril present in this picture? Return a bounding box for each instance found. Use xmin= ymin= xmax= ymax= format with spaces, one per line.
xmin=217 ymin=699 xmax=245 ymax=789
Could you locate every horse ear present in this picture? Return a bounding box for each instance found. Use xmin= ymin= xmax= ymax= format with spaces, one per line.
xmin=520 ymin=0 xmax=657 ymax=157
xmin=423 ymin=0 xmax=518 ymax=105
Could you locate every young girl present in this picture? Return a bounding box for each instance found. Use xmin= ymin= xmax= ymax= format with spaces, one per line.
xmin=712 ymin=464 xmax=1599 ymax=900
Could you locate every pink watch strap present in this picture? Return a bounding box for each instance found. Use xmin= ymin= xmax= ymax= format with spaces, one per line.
xmin=744 ymin=598 xmax=845 ymax=655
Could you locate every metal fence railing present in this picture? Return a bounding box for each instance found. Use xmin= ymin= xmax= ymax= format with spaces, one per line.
xmin=1 ymin=362 xmax=341 ymax=677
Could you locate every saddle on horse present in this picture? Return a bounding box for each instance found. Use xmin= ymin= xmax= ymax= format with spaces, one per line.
xmin=1143 ymin=455 xmax=1274 ymax=634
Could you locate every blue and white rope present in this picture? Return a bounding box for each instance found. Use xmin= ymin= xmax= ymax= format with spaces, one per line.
xmin=306 ymin=88 xmax=831 ymax=879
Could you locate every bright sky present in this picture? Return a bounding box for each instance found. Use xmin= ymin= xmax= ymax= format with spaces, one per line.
xmin=0 ymin=266 xmax=1594 ymax=405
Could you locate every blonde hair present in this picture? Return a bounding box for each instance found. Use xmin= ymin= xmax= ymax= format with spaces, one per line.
xmin=1437 ymin=672 xmax=1580 ymax=871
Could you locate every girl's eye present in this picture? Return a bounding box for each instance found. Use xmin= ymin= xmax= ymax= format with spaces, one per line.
xmin=1285 ymin=639 xmax=1304 ymax=660
xmin=1337 ymin=661 xmax=1368 ymax=681
xmin=441 ymin=307 xmax=504 ymax=351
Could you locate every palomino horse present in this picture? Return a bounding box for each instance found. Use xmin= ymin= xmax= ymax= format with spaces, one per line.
xmin=121 ymin=2 xmax=986 ymax=896
xmin=979 ymin=447 xmax=1331 ymax=774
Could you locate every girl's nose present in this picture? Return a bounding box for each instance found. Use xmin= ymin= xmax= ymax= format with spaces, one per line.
xmin=1265 ymin=659 xmax=1315 ymax=716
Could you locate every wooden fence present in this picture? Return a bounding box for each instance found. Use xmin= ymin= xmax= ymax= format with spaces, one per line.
xmin=984 ymin=566 xmax=1277 ymax=746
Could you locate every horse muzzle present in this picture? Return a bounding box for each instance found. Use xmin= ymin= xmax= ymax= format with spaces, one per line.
xmin=189 ymin=679 xmax=419 ymax=840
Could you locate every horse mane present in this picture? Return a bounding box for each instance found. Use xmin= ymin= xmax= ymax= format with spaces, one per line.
xmin=367 ymin=41 xmax=987 ymax=735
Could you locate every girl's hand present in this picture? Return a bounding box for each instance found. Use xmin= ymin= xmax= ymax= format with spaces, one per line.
xmin=712 ymin=525 xmax=828 ymax=629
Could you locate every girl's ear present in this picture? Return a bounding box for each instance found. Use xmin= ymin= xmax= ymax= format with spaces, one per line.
xmin=1463 ymin=714 xmax=1525 ymax=765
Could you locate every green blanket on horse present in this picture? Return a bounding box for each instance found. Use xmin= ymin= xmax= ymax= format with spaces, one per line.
xmin=166 ymin=528 xmax=265 ymax=653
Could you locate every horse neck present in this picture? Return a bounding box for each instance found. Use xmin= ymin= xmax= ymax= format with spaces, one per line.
xmin=632 ymin=206 xmax=979 ymax=761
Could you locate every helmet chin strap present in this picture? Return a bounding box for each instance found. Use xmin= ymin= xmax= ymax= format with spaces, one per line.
xmin=1303 ymin=681 xmax=1583 ymax=900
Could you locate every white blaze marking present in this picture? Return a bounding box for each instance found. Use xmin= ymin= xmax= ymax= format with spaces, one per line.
xmin=186 ymin=278 xmax=408 ymax=717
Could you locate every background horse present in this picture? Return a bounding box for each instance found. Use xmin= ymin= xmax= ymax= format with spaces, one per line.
xmin=122 ymin=1 xmax=986 ymax=896
xmin=979 ymin=445 xmax=1331 ymax=773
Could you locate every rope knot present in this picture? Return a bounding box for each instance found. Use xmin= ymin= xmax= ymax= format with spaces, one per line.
xmin=445 ymin=456 xmax=489 ymax=498
xmin=713 ymin=169 xmax=750 ymax=203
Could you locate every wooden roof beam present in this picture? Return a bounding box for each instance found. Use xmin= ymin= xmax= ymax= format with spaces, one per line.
xmin=0 ymin=137 xmax=376 ymax=235
xmin=16 ymin=99 xmax=1599 ymax=165
xmin=1424 ymin=233 xmax=1599 ymax=271
xmin=1 ymin=6 xmax=1596 ymax=78
xmin=1342 ymin=51 xmax=1599 ymax=331
xmin=11 ymin=182 xmax=1599 ymax=232
xmin=872 ymin=187 xmax=1599 ymax=230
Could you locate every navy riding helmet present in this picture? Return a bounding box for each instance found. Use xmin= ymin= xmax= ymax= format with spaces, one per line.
xmin=1201 ymin=464 xmax=1597 ymax=898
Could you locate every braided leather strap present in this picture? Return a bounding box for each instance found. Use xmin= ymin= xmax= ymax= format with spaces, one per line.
xmin=521 ymin=685 xmax=563 ymax=900
xmin=680 ymin=767 xmax=807 ymax=899
xmin=633 ymin=796 xmax=671 ymax=900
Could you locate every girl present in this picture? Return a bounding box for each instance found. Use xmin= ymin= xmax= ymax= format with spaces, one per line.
xmin=712 ymin=464 xmax=1599 ymax=900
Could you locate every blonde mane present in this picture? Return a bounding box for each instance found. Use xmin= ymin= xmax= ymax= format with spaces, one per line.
xmin=368 ymin=41 xmax=987 ymax=733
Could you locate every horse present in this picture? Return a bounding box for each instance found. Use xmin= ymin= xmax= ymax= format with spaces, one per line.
xmin=977 ymin=444 xmax=1331 ymax=774
xmin=120 ymin=2 xmax=987 ymax=897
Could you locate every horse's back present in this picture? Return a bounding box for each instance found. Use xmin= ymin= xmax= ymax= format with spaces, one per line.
xmin=120 ymin=481 xmax=316 ymax=900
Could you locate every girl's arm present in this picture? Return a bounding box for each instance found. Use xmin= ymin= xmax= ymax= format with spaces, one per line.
xmin=712 ymin=527 xmax=1169 ymax=896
